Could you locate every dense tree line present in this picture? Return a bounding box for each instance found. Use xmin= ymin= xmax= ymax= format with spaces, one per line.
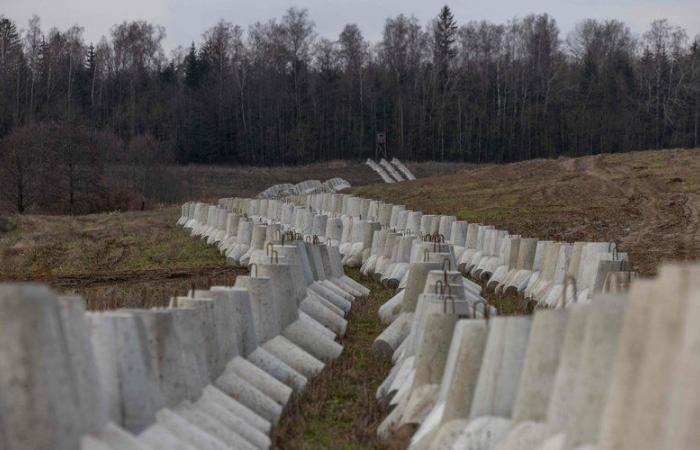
xmin=1 ymin=7 xmax=699 ymax=174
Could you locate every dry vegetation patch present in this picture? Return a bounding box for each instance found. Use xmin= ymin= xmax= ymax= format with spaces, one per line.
xmin=355 ymin=149 xmax=700 ymax=275
xmin=0 ymin=207 xmax=233 ymax=309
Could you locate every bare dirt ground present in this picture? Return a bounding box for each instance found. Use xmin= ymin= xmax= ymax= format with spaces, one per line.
xmin=355 ymin=149 xmax=700 ymax=275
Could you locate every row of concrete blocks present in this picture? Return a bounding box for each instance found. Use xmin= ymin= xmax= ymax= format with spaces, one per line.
xmin=292 ymin=192 xmax=634 ymax=306
xmin=0 ymin=201 xmax=370 ymax=450
xmin=175 ymin=199 xmax=376 ymax=449
xmin=366 ymin=158 xmax=417 ymax=183
xmin=257 ymin=177 xmax=351 ymax=199
xmin=190 ymin=192 xmax=631 ymax=307
xmin=371 ymin=264 xmax=700 ymax=450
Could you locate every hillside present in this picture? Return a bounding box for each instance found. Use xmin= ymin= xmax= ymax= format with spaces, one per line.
xmin=354 ymin=149 xmax=700 ymax=275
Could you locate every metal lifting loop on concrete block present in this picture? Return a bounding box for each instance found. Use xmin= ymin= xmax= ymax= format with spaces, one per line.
xmin=443 ymin=294 xmax=456 ymax=314
xmin=266 ymin=242 xmax=274 ymax=257
xmin=442 ymin=257 xmax=452 ymax=273
xmin=438 ymin=233 xmax=445 ymax=243
xmin=313 ymin=235 xmax=319 ymax=245
xmin=270 ymin=250 xmax=279 ymax=264
xmin=250 ymin=263 xmax=258 ymax=278
xmin=472 ymin=299 xmax=491 ymax=322
xmin=560 ymin=274 xmax=578 ymax=308
xmin=435 ymin=280 xmax=445 ymax=296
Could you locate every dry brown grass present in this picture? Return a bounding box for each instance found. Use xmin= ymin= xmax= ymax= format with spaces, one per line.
xmin=0 ymin=207 xmax=235 ymax=309
xmin=355 ymin=149 xmax=700 ymax=275
xmin=166 ymin=160 xmax=474 ymax=203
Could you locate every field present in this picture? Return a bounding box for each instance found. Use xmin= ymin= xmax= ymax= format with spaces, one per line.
xmin=1 ymin=150 xmax=698 ymax=448
xmin=355 ymin=149 xmax=700 ymax=276
xmin=146 ymin=160 xmax=471 ymax=204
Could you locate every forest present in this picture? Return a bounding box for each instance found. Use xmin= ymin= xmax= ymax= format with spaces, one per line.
xmin=0 ymin=6 xmax=699 ymax=213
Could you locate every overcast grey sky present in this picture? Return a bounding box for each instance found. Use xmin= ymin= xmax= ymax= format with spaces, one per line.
xmin=4 ymin=0 xmax=700 ymax=50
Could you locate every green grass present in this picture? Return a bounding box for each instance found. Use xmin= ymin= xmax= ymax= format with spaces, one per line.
xmin=272 ymin=268 xmax=402 ymax=450
xmin=120 ymin=228 xmax=226 ymax=271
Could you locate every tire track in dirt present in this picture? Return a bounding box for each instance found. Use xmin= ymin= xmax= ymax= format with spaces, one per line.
xmin=561 ymin=155 xmax=699 ymax=273
xmin=2 ymin=266 xmax=246 ymax=289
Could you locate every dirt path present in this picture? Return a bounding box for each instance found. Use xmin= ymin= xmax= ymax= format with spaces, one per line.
xmin=561 ymin=154 xmax=700 ymax=273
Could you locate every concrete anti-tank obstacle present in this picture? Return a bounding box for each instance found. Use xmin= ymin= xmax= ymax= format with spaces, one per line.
xmin=87 ymin=311 xmax=163 ymax=433
xmin=155 ymin=408 xmax=230 ymax=450
xmin=487 ymin=236 xmax=520 ymax=291
xmin=400 ymin=262 xmax=444 ymax=313
xmin=539 ymin=244 xmax=573 ymax=307
xmin=282 ymin=318 xmax=344 ymax=362
xmin=511 ymin=309 xmax=569 ymax=425
xmin=138 ymin=423 xmax=198 ymax=450
xmin=400 ymin=313 xmax=460 ymax=427
xmin=209 ymin=287 xmax=258 ymax=357
xmin=88 ymin=422 xmax=152 ymax=450
xmin=168 ymin=307 xmax=212 ymax=398
xmin=522 ymin=240 xmax=551 ymax=299
xmin=406 ymin=291 xmax=471 ymax=359
xmin=193 ymin=396 xmax=271 ymax=449
xmin=372 ymin=261 xmax=441 ymax=354
xmin=224 ymin=357 xmax=292 ymax=406
xmin=234 ymin=275 xmax=281 ymax=344
xmin=366 ymin=158 xmax=396 ymax=183
xmin=469 ymin=316 xmax=533 ymax=419
xmin=618 ymin=265 xmax=695 ymax=450
xmin=379 ymin=289 xmax=405 ymax=324
xmin=658 ymin=265 xmax=700 ymax=450
xmin=0 ymin=284 xmax=84 ymax=450
xmin=524 ymin=302 xmax=588 ymax=446
xmin=436 ymin=309 xmax=567 ymax=450
xmin=262 ymin=335 xmax=325 ymax=378
xmin=499 ymin=238 xmax=537 ymax=295
xmin=380 ymin=158 xmax=405 ymax=182
xmin=596 ymin=280 xmax=655 ymax=450
xmin=487 ymin=309 xmax=572 ymax=449
xmin=57 ymin=296 xmax=109 ymax=435
xmin=240 ymin=224 xmax=268 ymax=266
xmin=125 ymin=309 xmax=194 ymax=408
xmin=214 ymin=369 xmax=283 ymax=424
xmin=170 ymin=296 xmax=222 ymax=379
xmin=373 ymin=312 xmax=415 ymax=357
xmin=201 ymin=384 xmax=271 ymax=434
xmin=172 ymin=401 xmax=257 ymax=450
xmin=391 ymin=157 xmax=417 ymax=180
xmin=299 ymin=295 xmax=348 ymax=336
xmin=429 ymin=316 xmax=532 ymax=450
xmin=409 ymin=320 xmax=489 ymax=450
xmin=560 ymin=294 xmax=627 ymax=449
xmin=226 ymin=220 xmax=253 ymax=264
xmin=525 ymin=242 xmax=561 ymax=301
xmin=246 ymin=347 xmax=308 ymax=394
